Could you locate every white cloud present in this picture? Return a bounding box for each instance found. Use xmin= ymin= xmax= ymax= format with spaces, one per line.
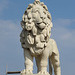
xmin=52 ymin=18 xmax=75 ymax=40
xmin=51 ymin=18 xmax=75 ymax=49
xmin=0 ymin=20 xmax=20 ymax=51
xmin=53 ymin=18 xmax=75 ymax=27
xmin=60 ymin=32 xmax=72 ymax=40
xmin=0 ymin=20 xmax=21 ymax=43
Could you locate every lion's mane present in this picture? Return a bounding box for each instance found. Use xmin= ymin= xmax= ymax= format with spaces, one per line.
xmin=20 ymin=1 xmax=53 ymax=55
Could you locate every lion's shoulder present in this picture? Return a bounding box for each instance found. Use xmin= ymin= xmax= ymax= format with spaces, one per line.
xmin=48 ymin=38 xmax=56 ymax=49
xmin=49 ymin=38 xmax=59 ymax=54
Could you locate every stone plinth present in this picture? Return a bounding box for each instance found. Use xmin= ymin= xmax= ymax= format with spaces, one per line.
xmin=20 ymin=74 xmax=50 ymax=75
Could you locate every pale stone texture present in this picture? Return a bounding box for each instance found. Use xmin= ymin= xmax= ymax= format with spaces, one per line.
xmin=20 ymin=0 xmax=61 ymax=75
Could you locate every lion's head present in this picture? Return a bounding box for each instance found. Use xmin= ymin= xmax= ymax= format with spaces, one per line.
xmin=20 ymin=0 xmax=53 ymax=55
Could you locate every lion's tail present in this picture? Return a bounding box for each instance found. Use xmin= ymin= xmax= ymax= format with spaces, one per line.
xmin=49 ymin=57 xmax=52 ymax=75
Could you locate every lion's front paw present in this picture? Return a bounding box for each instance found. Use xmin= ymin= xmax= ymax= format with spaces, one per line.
xmin=38 ymin=71 xmax=50 ymax=75
xmin=20 ymin=69 xmax=33 ymax=75
xmin=20 ymin=69 xmax=25 ymax=75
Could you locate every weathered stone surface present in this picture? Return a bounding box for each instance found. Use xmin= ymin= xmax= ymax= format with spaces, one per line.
xmin=20 ymin=0 xmax=61 ymax=75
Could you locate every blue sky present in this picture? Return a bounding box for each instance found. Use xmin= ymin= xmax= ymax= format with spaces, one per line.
xmin=0 ymin=0 xmax=75 ymax=75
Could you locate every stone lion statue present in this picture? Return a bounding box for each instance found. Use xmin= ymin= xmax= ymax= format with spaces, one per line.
xmin=20 ymin=0 xmax=61 ymax=75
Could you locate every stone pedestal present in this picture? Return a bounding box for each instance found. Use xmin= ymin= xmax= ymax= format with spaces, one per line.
xmin=20 ymin=74 xmax=50 ymax=75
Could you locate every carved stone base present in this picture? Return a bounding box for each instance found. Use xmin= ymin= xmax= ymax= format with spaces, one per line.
xmin=20 ymin=70 xmax=50 ymax=75
xmin=20 ymin=74 xmax=50 ymax=75
xmin=20 ymin=69 xmax=50 ymax=75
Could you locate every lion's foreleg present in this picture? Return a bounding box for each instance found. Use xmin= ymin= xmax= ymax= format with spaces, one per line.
xmin=40 ymin=54 xmax=48 ymax=71
xmin=38 ymin=47 xmax=50 ymax=74
xmin=35 ymin=55 xmax=41 ymax=73
xmin=51 ymin=53 xmax=61 ymax=75
xmin=24 ymin=48 xmax=33 ymax=73
xmin=49 ymin=57 xmax=52 ymax=75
